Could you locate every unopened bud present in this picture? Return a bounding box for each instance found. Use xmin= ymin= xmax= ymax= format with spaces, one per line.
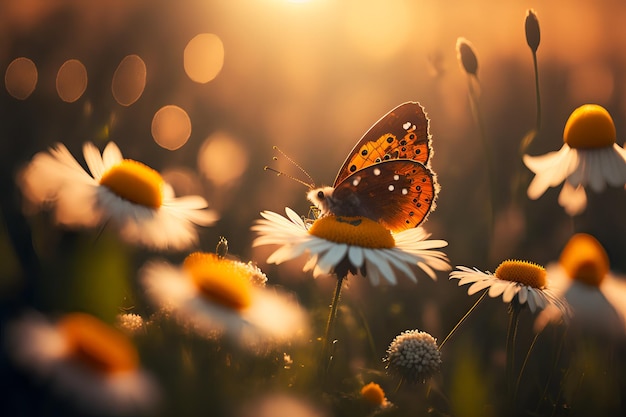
xmin=525 ymin=9 xmax=541 ymax=53
xmin=456 ymin=37 xmax=478 ymax=76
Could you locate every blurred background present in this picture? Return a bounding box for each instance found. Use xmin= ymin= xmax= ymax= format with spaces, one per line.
xmin=1 ymin=1 xmax=626 ymax=416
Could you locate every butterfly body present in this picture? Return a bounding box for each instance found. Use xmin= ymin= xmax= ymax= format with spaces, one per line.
xmin=308 ymin=102 xmax=438 ymax=233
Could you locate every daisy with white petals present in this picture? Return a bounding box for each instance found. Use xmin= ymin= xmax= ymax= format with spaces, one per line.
xmin=535 ymin=233 xmax=626 ymax=338
xmin=523 ymin=104 xmax=626 ymax=215
xmin=6 ymin=311 xmax=159 ymax=416
xmin=450 ymin=260 xmax=565 ymax=313
xmin=140 ymin=251 xmax=308 ymax=349
xmin=19 ymin=141 xmax=217 ymax=250
xmin=252 ymin=208 xmax=450 ymax=285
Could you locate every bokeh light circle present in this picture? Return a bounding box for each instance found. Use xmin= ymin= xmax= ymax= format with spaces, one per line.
xmin=198 ymin=131 xmax=249 ymax=186
xmin=151 ymin=105 xmax=192 ymax=150
xmin=56 ymin=59 xmax=88 ymax=103
xmin=5 ymin=57 xmax=38 ymax=100
xmin=184 ymin=33 xmax=225 ymax=84
xmin=112 ymin=55 xmax=147 ymax=106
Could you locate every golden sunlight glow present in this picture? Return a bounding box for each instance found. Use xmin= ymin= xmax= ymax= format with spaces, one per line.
xmin=151 ymin=105 xmax=192 ymax=150
xmin=5 ymin=57 xmax=38 ymax=100
xmin=56 ymin=59 xmax=88 ymax=103
xmin=184 ymin=33 xmax=225 ymax=84
xmin=197 ymin=132 xmax=249 ymax=187
xmin=345 ymin=0 xmax=411 ymax=60
xmin=111 ymin=54 xmax=147 ymax=106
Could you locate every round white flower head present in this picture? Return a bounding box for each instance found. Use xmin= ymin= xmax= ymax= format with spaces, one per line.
xmin=523 ymin=104 xmax=626 ymax=215
xmin=535 ymin=234 xmax=626 ymax=339
xmin=5 ymin=311 xmax=159 ymax=416
xmin=140 ymin=251 xmax=308 ymax=350
xmin=251 ymin=208 xmax=450 ymax=285
xmin=384 ymin=329 xmax=442 ymax=384
xmin=450 ymin=260 xmax=567 ymax=314
xmin=115 ymin=313 xmax=145 ymax=335
xmin=18 ymin=141 xmax=218 ymax=250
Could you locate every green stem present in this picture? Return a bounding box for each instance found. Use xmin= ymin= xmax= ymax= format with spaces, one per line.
xmin=320 ymin=275 xmax=344 ymax=380
xmin=506 ymin=302 xmax=522 ymax=409
xmin=439 ymin=290 xmax=488 ymax=350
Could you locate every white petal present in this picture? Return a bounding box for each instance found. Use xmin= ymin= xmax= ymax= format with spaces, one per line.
xmin=518 ymin=286 xmax=528 ymax=304
xmin=266 ymin=245 xmax=305 ymax=264
xmin=587 ymin=151 xmax=606 ymax=192
xmin=526 ymin=289 xmax=538 ymax=313
xmin=366 ymin=250 xmax=397 ymax=285
xmin=386 ymin=250 xmax=419 ymax=282
xmin=558 ymin=182 xmax=587 ymax=216
xmin=416 ymin=261 xmax=436 ymax=281
xmin=102 ymin=142 xmax=123 ymax=169
xmin=488 ymin=281 xmax=508 ymax=298
xmin=165 ymin=195 xmax=208 ymax=209
xmin=317 ymin=244 xmax=348 ymax=272
xmin=83 ymin=142 xmax=105 ymax=180
xmin=285 ymin=207 xmax=306 ymax=228
xmin=348 ymin=246 xmax=365 ymax=269
xmin=468 ymin=279 xmax=494 ymax=295
xmin=502 ymin=283 xmax=520 ymax=303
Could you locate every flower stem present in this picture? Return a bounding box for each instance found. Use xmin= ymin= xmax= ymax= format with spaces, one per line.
xmin=506 ymin=302 xmax=522 ymax=409
xmin=532 ymin=51 xmax=542 ymax=132
xmin=439 ymin=290 xmax=487 ymax=350
xmin=514 ymin=329 xmax=540 ymax=402
xmin=320 ymin=275 xmax=344 ymax=380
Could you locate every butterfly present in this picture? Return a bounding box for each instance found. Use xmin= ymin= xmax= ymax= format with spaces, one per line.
xmin=307 ymin=102 xmax=439 ymax=233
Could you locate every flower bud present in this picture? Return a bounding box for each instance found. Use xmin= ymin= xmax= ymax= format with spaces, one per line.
xmin=525 ymin=9 xmax=540 ymax=53
xmin=456 ymin=37 xmax=478 ymax=76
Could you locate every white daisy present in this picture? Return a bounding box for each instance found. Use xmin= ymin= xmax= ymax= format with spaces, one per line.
xmin=18 ymin=141 xmax=218 ymax=250
xmin=5 ymin=311 xmax=159 ymax=416
xmin=251 ymin=208 xmax=450 ymax=285
xmin=535 ymin=233 xmax=626 ymax=338
xmin=450 ymin=260 xmax=566 ymax=313
xmin=139 ymin=251 xmax=308 ymax=350
xmin=523 ymin=104 xmax=626 ymax=215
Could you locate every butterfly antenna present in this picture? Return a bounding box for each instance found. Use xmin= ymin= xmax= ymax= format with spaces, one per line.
xmin=264 ymin=166 xmax=314 ymax=188
xmin=272 ymin=146 xmax=316 ymax=187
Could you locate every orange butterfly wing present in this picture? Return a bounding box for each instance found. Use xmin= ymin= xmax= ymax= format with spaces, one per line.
xmin=334 ymin=102 xmax=431 ymax=187
xmin=332 ymin=159 xmax=438 ymax=232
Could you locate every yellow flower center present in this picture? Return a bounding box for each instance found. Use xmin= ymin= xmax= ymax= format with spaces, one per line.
xmin=183 ymin=252 xmax=252 ymax=310
xmin=559 ymin=233 xmax=609 ymax=287
xmin=308 ymin=216 xmax=395 ymax=249
xmin=563 ymin=104 xmax=616 ymax=149
xmin=495 ymin=260 xmax=546 ymax=288
xmin=58 ymin=313 xmax=139 ymax=374
xmin=99 ymin=159 xmax=164 ymax=208
xmin=361 ymin=382 xmax=386 ymax=406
